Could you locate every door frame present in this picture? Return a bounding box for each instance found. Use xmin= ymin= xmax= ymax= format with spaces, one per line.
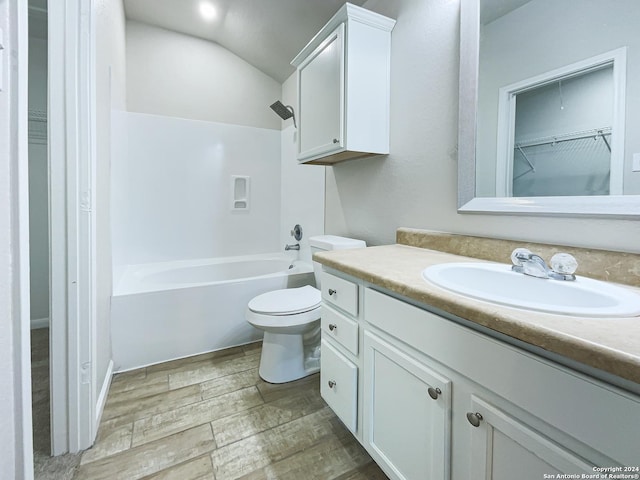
xmin=49 ymin=0 xmax=97 ymax=454
xmin=495 ymin=48 xmax=627 ymax=197
xmin=13 ymin=0 xmax=35 ymax=477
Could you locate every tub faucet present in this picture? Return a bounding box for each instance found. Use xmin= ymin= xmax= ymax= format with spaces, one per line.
xmin=285 ymin=243 xmax=300 ymax=251
xmin=510 ymin=248 xmax=577 ymax=281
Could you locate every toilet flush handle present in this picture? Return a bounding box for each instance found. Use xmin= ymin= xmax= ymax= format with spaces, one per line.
xmin=328 ymin=324 xmax=337 ymax=331
xmin=328 ymin=289 xmax=336 ymax=296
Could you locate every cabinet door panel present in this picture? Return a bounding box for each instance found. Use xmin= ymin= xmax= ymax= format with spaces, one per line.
xmin=321 ymin=339 xmax=357 ymax=432
xmin=468 ymin=396 xmax=594 ymax=480
xmin=298 ymin=24 xmax=343 ymax=160
xmin=364 ymin=332 xmax=451 ymax=480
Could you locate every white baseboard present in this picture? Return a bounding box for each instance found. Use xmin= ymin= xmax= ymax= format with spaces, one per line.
xmin=31 ymin=317 xmax=50 ymax=329
xmin=95 ymin=359 xmax=114 ymax=430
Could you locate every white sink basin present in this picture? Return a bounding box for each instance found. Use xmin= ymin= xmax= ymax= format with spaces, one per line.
xmin=422 ymin=262 xmax=640 ymax=318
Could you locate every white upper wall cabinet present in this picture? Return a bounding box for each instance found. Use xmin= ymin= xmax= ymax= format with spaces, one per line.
xmin=292 ymin=4 xmax=395 ymax=165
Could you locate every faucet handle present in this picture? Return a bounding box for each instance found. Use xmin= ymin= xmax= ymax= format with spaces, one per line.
xmin=550 ymin=253 xmax=578 ymax=275
xmin=511 ymin=248 xmax=532 ymax=266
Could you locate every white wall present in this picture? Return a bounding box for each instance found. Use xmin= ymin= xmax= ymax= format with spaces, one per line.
xmin=111 ymin=111 xmax=282 ymax=270
xmin=95 ymin=0 xmax=126 ymax=420
xmin=323 ymin=0 xmax=640 ymax=254
xmin=280 ymin=73 xmax=298 ymax=131
xmin=126 ymin=21 xmax=282 ymax=130
xmin=279 ymin=74 xmax=325 ymax=263
xmin=28 ymin=36 xmax=49 ymax=326
xmin=476 ymin=0 xmax=640 ymax=196
xmin=279 ymin=125 xmax=325 ymax=265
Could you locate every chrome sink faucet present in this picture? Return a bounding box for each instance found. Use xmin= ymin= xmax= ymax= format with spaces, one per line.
xmin=510 ymin=248 xmax=577 ymax=281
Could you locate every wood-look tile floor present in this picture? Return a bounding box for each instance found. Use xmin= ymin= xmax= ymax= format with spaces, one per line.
xmin=74 ymin=342 xmax=388 ymax=480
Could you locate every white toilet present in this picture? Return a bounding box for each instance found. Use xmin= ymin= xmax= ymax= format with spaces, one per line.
xmin=246 ymin=235 xmax=366 ymax=383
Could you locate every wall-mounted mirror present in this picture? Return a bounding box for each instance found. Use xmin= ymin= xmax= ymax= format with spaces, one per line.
xmin=458 ymin=0 xmax=640 ymax=217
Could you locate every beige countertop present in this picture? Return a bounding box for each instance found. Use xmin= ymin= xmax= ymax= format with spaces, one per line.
xmin=314 ymin=244 xmax=640 ymax=386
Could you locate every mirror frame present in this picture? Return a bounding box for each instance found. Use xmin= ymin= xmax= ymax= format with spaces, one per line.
xmin=457 ymin=0 xmax=640 ymax=218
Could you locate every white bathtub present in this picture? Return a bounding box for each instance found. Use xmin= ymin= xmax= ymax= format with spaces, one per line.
xmin=111 ymin=254 xmax=314 ymax=371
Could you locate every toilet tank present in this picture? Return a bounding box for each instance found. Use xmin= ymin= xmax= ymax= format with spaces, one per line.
xmin=308 ymin=235 xmax=366 ymax=288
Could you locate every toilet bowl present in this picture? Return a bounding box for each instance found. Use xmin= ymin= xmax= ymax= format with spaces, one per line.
xmin=246 ymin=235 xmax=366 ymax=383
xmin=246 ymin=285 xmax=322 ymax=383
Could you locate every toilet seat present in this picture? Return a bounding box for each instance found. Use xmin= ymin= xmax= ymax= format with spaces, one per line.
xmin=246 ymin=306 xmax=321 ymax=331
xmin=246 ymin=286 xmax=322 ymax=333
xmin=248 ymin=285 xmax=321 ymax=316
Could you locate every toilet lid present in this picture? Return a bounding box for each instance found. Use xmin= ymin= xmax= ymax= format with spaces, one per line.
xmin=248 ymin=285 xmax=321 ymax=315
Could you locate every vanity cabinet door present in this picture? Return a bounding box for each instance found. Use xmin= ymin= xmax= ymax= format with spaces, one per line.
xmin=297 ymin=23 xmax=344 ymax=161
xmin=321 ymin=339 xmax=358 ymax=433
xmin=465 ymin=396 xmax=594 ymax=480
xmin=363 ymin=331 xmax=451 ymax=480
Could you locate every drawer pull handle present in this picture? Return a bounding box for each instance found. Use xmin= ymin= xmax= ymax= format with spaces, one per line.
xmin=332 ymin=138 xmax=340 ymax=144
xmin=328 ymin=380 xmax=336 ymax=389
xmin=328 ymin=289 xmax=337 ymax=296
xmin=328 ymin=324 xmax=337 ymax=331
xmin=466 ymin=412 xmax=483 ymax=428
xmin=427 ymin=387 xmax=441 ymax=400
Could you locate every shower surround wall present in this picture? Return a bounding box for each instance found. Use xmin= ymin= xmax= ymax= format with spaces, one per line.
xmin=110 ymin=19 xmax=325 ymax=369
xmin=279 ymin=124 xmax=326 ymax=265
xmin=115 ymin=19 xmax=287 ymax=269
xmin=111 ymin=111 xmax=282 ymax=269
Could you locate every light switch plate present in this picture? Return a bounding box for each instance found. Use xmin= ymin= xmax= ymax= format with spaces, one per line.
xmin=633 ymin=153 xmax=640 ymax=173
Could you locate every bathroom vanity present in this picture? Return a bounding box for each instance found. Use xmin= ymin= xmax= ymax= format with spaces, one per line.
xmin=315 ymin=237 xmax=640 ymax=480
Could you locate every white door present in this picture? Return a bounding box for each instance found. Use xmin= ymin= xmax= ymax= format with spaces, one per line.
xmin=297 ymin=23 xmax=344 ymax=160
xmin=363 ymin=332 xmax=451 ymax=480
xmin=466 ymin=395 xmax=594 ymax=480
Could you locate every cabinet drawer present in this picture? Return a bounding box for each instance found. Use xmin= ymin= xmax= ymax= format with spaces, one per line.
xmin=322 ymin=305 xmax=359 ymax=355
xmin=365 ymin=288 xmax=428 ymax=351
xmin=321 ymin=271 xmax=359 ymax=316
xmin=321 ymin=339 xmax=358 ymax=433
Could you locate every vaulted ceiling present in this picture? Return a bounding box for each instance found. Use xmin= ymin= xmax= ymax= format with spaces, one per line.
xmin=481 ymin=0 xmax=533 ymax=25
xmin=123 ymin=0 xmax=366 ymax=83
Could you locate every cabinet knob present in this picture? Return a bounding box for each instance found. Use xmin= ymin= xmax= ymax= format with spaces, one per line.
xmin=427 ymin=387 xmax=441 ymax=400
xmin=328 ymin=289 xmax=336 ymax=296
xmin=328 ymin=380 xmax=336 ymax=389
xmin=332 ymin=138 xmax=339 ymax=144
xmin=466 ymin=412 xmax=483 ymax=427
xmin=328 ymin=324 xmax=337 ymax=331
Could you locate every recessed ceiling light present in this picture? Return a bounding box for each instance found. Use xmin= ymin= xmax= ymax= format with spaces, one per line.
xmin=199 ymin=2 xmax=217 ymax=21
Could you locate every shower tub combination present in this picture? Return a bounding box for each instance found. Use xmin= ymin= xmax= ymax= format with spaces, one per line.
xmin=111 ymin=253 xmax=314 ymax=371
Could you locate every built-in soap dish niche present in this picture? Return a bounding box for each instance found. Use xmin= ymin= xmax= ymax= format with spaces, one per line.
xmin=231 ymin=175 xmax=250 ymax=212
